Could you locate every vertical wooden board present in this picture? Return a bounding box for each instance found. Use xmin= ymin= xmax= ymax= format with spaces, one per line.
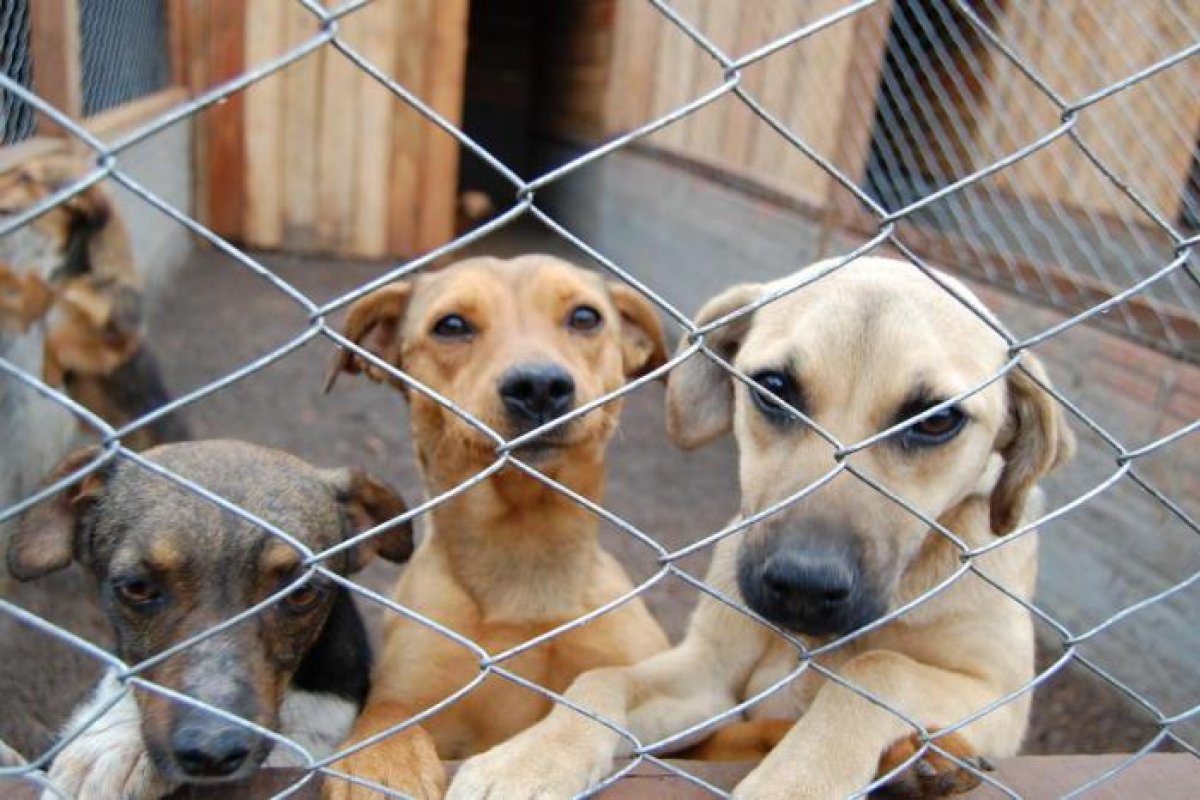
xmin=313 ymin=4 xmax=362 ymax=253
xmin=204 ymin=0 xmax=246 ymax=241
xmin=416 ymin=0 xmax=469 ymax=253
xmin=684 ymin=0 xmax=734 ymax=166
xmin=746 ymin=3 xmax=807 ymax=195
xmin=602 ymin=0 xmax=634 ymax=132
xmin=29 ymin=0 xmax=82 ymax=135
xmin=604 ymin=0 xmax=665 ymax=134
xmin=720 ymin=1 xmax=776 ymax=169
xmin=346 ymin=0 xmax=396 ymax=259
xmin=650 ymin=0 xmax=703 ymax=152
xmin=280 ymin=3 xmax=321 ymax=250
xmin=184 ymin=0 xmax=211 ymax=226
xmin=167 ymin=0 xmax=190 ymax=88
xmin=387 ymin=0 xmax=432 ymax=256
xmin=242 ymin=0 xmax=285 ymax=248
xmin=781 ymin=0 xmax=861 ymax=205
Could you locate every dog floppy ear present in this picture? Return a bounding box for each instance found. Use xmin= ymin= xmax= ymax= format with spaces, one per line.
xmin=323 ymin=468 xmax=415 ymax=573
xmin=607 ymin=283 xmax=669 ymax=379
xmin=8 ymin=447 xmax=111 ymax=580
xmin=666 ymin=283 xmax=764 ymax=450
xmin=990 ymin=354 xmax=1076 ymax=534
xmin=325 ymin=283 xmax=412 ymax=393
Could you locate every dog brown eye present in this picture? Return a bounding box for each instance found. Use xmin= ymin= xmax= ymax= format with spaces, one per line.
xmin=566 ymin=305 xmax=602 ymax=332
xmin=283 ymin=583 xmax=323 ymax=611
xmin=903 ymin=407 xmax=967 ymax=448
xmin=113 ymin=578 xmax=162 ymax=607
xmin=432 ymin=313 xmax=473 ymax=339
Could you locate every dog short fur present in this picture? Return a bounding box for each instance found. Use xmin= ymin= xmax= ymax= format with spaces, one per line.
xmin=450 ymin=257 xmax=1075 ymax=799
xmin=322 ymin=254 xmax=672 ymax=798
xmin=3 ymin=440 xmax=415 ymax=799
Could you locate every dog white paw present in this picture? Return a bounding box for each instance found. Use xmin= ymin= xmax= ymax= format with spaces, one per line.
xmin=41 ymin=675 xmax=176 ymax=800
xmin=448 ymin=738 xmax=606 ymax=800
xmin=43 ymin=741 xmax=171 ymax=800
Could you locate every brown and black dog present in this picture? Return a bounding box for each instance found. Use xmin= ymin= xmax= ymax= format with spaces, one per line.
xmin=322 ymin=254 xmax=673 ymax=798
xmin=0 ymin=154 xmax=188 ymax=449
xmin=2 ymin=440 xmax=414 ymax=799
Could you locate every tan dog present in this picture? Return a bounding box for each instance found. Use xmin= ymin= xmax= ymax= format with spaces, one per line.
xmin=450 ymin=256 xmax=1075 ymax=799
xmin=323 ymin=254 xmax=672 ymax=798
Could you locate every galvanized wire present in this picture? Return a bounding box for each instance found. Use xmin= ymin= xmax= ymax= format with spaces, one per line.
xmin=0 ymin=1 xmax=1197 ymax=799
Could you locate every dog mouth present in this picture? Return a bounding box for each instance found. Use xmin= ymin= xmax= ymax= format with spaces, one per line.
xmin=509 ymin=431 xmax=577 ymax=463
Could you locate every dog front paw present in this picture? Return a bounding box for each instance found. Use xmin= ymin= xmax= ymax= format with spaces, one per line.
xmin=322 ymin=729 xmax=446 ymax=800
xmin=875 ymin=730 xmax=991 ymax=798
xmin=447 ymin=736 xmax=607 ymax=800
xmin=42 ymin=677 xmax=176 ymax=800
xmin=43 ymin=733 xmax=174 ymax=800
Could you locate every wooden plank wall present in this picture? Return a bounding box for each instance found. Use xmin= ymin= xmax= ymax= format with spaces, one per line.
xmin=192 ymin=0 xmax=468 ymax=260
xmin=961 ymin=1 xmax=1200 ymax=223
xmin=603 ymin=1 xmax=894 ymax=211
xmin=601 ymin=0 xmax=1196 ymax=226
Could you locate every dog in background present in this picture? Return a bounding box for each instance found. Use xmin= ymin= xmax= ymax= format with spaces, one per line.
xmin=451 ymin=257 xmax=1075 ymax=799
xmin=322 ymin=254 xmax=672 ymax=798
xmin=2 ymin=440 xmax=415 ymax=799
xmin=0 ymin=154 xmax=189 ymax=450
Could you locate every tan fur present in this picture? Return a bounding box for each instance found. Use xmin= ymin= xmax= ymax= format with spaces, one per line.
xmin=323 ymin=255 xmax=671 ymax=799
xmin=449 ymin=257 xmax=1075 ymax=800
xmin=0 ymin=261 xmax=54 ymax=333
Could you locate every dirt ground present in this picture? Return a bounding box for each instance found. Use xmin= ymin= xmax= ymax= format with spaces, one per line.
xmin=109 ymin=219 xmax=1167 ymax=756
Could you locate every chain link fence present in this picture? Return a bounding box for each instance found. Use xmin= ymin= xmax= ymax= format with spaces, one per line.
xmin=0 ymin=0 xmax=34 ymax=146
xmin=0 ymin=0 xmax=1197 ymax=798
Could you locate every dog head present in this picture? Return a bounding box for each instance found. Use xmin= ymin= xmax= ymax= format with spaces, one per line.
xmin=8 ymin=440 xmax=413 ymax=783
xmin=328 ymin=254 xmax=667 ymax=476
xmin=667 ymin=258 xmax=1074 ymax=637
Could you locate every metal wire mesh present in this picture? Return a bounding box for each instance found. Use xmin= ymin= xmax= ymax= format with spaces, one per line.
xmin=0 ymin=1 xmax=1197 ymax=798
xmin=78 ymin=0 xmax=170 ymax=117
xmin=862 ymin=0 xmax=1200 ymax=359
xmin=0 ymin=0 xmax=34 ymax=145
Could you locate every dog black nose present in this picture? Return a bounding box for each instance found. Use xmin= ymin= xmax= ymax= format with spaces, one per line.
xmin=499 ymin=364 xmax=575 ymax=423
xmin=738 ymin=527 xmax=881 ymax=637
xmin=171 ymin=724 xmax=254 ymax=778
xmin=760 ymin=550 xmax=854 ymax=607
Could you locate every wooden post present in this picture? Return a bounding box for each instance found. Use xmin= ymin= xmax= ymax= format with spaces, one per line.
xmin=415 ymin=0 xmax=469 ymax=254
xmin=28 ymin=0 xmax=82 ymax=137
xmin=202 ymin=0 xmax=247 ymax=241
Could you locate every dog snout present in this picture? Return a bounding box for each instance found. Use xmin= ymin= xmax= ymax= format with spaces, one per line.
xmin=499 ymin=363 xmax=576 ymax=425
xmin=738 ymin=525 xmax=882 ymax=637
xmin=170 ymin=715 xmax=258 ymax=779
xmin=760 ymin=550 xmax=854 ymax=606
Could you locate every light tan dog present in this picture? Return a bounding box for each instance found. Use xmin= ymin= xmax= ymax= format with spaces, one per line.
xmin=450 ymin=256 xmax=1075 ymax=799
xmin=323 ymin=254 xmax=672 ymax=798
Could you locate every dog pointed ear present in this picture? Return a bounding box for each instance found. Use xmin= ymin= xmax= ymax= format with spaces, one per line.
xmin=9 ymin=447 xmax=111 ymax=580
xmin=323 ymin=468 xmax=415 ymax=572
xmin=666 ymin=284 xmax=764 ymax=450
xmin=607 ymin=283 xmax=669 ymax=379
xmin=990 ymin=354 xmax=1076 ymax=534
xmin=325 ymin=283 xmax=412 ymax=393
